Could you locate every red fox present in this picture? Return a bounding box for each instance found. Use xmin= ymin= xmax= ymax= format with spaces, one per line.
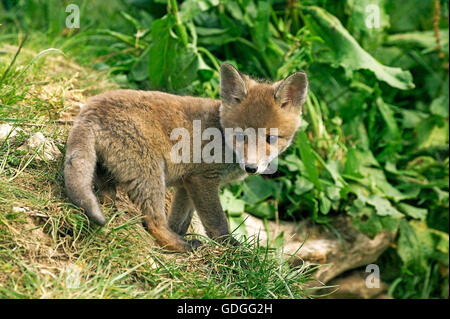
xmin=64 ymin=63 xmax=308 ymax=252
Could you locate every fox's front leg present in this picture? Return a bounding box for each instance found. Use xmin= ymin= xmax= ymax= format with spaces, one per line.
xmin=168 ymin=186 xmax=195 ymax=236
xmin=184 ymin=176 xmax=238 ymax=245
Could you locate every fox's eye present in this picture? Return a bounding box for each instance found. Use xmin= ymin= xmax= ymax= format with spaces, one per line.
xmin=266 ymin=135 xmax=278 ymax=144
xmin=235 ymin=132 xmax=245 ymax=142
xmin=233 ymin=97 xmax=242 ymax=103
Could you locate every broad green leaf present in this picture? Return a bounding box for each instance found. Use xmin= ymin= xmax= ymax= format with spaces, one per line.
xmin=297 ymin=131 xmax=321 ymax=190
xmin=148 ymin=16 xmax=199 ymax=90
xmin=397 ymin=219 xmax=428 ymax=273
xmin=376 ymin=98 xmax=400 ymax=140
xmin=399 ymin=109 xmax=428 ymax=129
xmin=180 ymin=0 xmax=213 ymax=22
xmin=416 ymin=118 xmax=449 ymax=150
xmin=170 ymin=44 xmax=198 ymax=89
xmin=366 ymin=194 xmax=403 ymax=217
xmin=302 ymin=6 xmax=414 ymax=90
xmin=280 ymin=153 xmax=306 ymax=175
xmin=224 ymin=0 xmax=244 ymax=21
xmin=242 ymin=175 xmax=275 ymax=205
xmin=272 ymin=231 xmax=285 ymax=250
xmin=197 ymin=54 xmax=214 ymax=81
xmin=319 ymin=192 xmax=331 ymax=215
xmin=148 ymin=16 xmax=177 ymax=89
xmin=349 ymin=206 xmax=383 ymax=238
xmin=220 ymin=189 xmax=245 ymax=216
xmin=397 ymin=203 xmax=427 ymax=221
xmin=430 ymin=94 xmax=449 ymax=118
xmin=294 ymin=176 xmax=314 ymax=196
xmin=195 ymin=27 xmax=229 ymax=36
xmin=246 ymin=201 xmax=277 ymax=219
xmin=410 ymin=220 xmax=449 ymax=256
xmin=344 ymin=147 xmax=364 ymax=178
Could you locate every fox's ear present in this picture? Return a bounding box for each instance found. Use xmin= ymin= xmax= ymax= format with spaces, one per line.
xmin=274 ymin=71 xmax=308 ymax=110
xmin=220 ymin=63 xmax=247 ymax=106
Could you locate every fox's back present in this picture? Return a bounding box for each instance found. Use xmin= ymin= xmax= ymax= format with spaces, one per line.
xmin=79 ymin=89 xmax=220 ymax=133
xmin=73 ymin=89 xmax=236 ymax=185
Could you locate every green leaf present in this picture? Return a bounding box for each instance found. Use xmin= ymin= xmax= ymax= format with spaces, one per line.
xmin=397 ymin=219 xmax=428 ymax=273
xmin=170 ymin=44 xmax=198 ymax=89
xmin=242 ymin=175 xmax=275 ymax=205
xmin=376 ymin=98 xmax=400 ymax=140
xmin=272 ymin=231 xmax=285 ymax=249
xmin=280 ymin=153 xmax=306 ymax=174
xmin=349 ymin=206 xmax=383 ymax=237
xmin=220 ymin=189 xmax=245 ymax=216
xmin=297 ymin=131 xmax=321 ymax=190
xmin=180 ymin=0 xmax=213 ymax=22
xmin=224 ymin=0 xmax=244 ymax=21
xmin=196 ymin=53 xmax=215 ymax=81
xmin=366 ymin=194 xmax=403 ymax=217
xmin=326 ymin=185 xmax=341 ymax=202
xmin=148 ymin=16 xmax=199 ymax=90
xmin=397 ymin=203 xmax=427 ymax=221
xmin=253 ymin=0 xmax=271 ymax=51
xmin=246 ymin=201 xmax=277 ymax=219
xmin=294 ymin=176 xmax=314 ymax=196
xmin=416 ymin=118 xmax=449 ymax=150
xmin=344 ymin=147 xmax=364 ymax=178
xmin=410 ymin=220 xmax=449 ymax=256
xmin=302 ymin=6 xmax=414 ymax=90
xmin=319 ymin=192 xmax=331 ymax=215
xmin=130 ymin=49 xmax=149 ymax=82
xmin=430 ymin=94 xmax=449 ymax=118
xmin=386 ymin=30 xmax=449 ymax=54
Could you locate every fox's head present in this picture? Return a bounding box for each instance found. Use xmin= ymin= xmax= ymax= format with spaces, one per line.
xmin=219 ymin=63 xmax=308 ymax=174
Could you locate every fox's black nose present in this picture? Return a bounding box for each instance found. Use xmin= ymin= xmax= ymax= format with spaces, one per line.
xmin=244 ymin=165 xmax=258 ymax=174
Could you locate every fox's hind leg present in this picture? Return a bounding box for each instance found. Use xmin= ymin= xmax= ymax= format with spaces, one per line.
xmin=127 ymin=172 xmax=197 ymax=252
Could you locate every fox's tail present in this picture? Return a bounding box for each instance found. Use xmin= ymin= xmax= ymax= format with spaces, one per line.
xmin=64 ymin=123 xmax=106 ymax=225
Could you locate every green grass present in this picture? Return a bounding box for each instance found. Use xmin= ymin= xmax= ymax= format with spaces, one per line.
xmin=0 ymin=42 xmax=317 ymax=299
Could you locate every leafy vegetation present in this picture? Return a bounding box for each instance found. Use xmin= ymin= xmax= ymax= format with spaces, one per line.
xmin=1 ymin=0 xmax=448 ymax=298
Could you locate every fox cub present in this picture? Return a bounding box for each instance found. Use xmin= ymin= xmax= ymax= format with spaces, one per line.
xmin=64 ymin=63 xmax=308 ymax=252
